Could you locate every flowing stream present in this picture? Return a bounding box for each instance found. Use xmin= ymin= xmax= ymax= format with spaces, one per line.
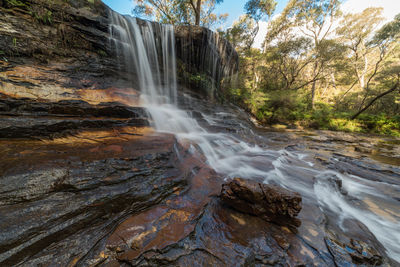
xmin=109 ymin=13 xmax=400 ymax=262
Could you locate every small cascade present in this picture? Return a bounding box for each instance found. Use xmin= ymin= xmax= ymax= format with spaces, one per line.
xmin=109 ymin=11 xmax=400 ymax=263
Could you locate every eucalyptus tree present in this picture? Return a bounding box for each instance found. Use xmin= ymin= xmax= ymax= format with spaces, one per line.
xmin=351 ymin=14 xmax=400 ymax=119
xmin=265 ymin=36 xmax=313 ymax=91
xmin=224 ymin=0 xmax=278 ymax=51
xmin=132 ymin=0 xmax=227 ymax=27
xmin=272 ymin=0 xmax=342 ymax=109
xmin=222 ymin=0 xmax=277 ymax=101
xmin=336 ymin=8 xmax=385 ymax=108
xmin=243 ymin=0 xmax=277 ymax=49
xmin=224 ymin=15 xmax=258 ymax=51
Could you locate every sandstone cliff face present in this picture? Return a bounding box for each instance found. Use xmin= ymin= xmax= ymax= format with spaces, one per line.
xmin=0 ymin=0 xmax=238 ymax=103
xmin=0 ymin=0 xmax=131 ymax=103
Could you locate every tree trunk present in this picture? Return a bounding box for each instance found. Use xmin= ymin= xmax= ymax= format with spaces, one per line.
xmin=351 ymin=82 xmax=399 ymax=120
xmin=311 ymin=80 xmax=316 ymax=109
xmin=310 ymin=61 xmax=318 ymax=109
xmin=195 ymin=0 xmax=201 ymax=26
xmin=331 ymin=72 xmax=337 ymax=90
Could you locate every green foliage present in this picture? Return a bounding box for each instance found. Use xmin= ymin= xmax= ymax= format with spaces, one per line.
xmin=31 ymin=9 xmax=53 ymax=24
xmin=371 ymin=13 xmax=400 ymax=46
xmin=97 ymin=49 xmax=107 ymax=57
xmin=133 ymin=0 xmax=227 ymax=27
xmin=285 ymin=0 xmax=342 ymax=26
xmin=5 ymin=0 xmax=27 ymax=8
xmin=189 ymin=73 xmax=210 ymax=86
xmin=222 ymin=1 xmax=399 ymax=136
xmin=307 ymin=103 xmax=332 ymax=127
xmin=358 ymin=114 xmax=400 ymax=136
xmin=183 ymin=71 xmax=214 ymax=95
xmin=245 ymin=0 xmax=277 ymax=21
xmin=0 ymin=50 xmax=6 ymax=61
xmin=224 ymin=77 xmax=400 ymax=135
xmin=328 ymin=118 xmax=363 ymax=132
xmin=224 ymin=15 xmax=258 ymax=50
xmin=336 ymin=7 xmax=384 ymax=43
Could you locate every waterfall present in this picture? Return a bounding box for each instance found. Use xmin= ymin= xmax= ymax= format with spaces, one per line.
xmin=109 ymin=12 xmax=400 ymax=263
xmin=109 ymin=12 xmax=177 ymax=105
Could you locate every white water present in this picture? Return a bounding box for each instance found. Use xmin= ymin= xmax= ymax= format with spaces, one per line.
xmin=109 ymin=13 xmax=400 ymax=262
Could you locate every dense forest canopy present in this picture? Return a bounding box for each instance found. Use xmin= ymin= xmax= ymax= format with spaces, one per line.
xmin=133 ymin=0 xmax=400 ymax=136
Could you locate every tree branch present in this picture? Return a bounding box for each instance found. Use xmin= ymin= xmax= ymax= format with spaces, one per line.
xmin=352 ymin=80 xmax=399 ymax=119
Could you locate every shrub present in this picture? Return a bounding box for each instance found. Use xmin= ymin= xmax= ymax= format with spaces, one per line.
xmin=5 ymin=0 xmax=27 ymax=8
xmin=328 ymin=118 xmax=363 ymax=132
xmin=31 ymin=9 xmax=53 ymax=24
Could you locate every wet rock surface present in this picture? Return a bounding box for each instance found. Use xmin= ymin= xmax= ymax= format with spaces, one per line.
xmin=220 ymin=177 xmax=302 ymax=230
xmin=174 ymin=25 xmax=238 ymax=99
xmin=98 ymin=158 xmax=328 ymax=267
xmin=0 ymin=95 xmax=148 ymax=139
xmin=0 ymin=128 xmax=189 ymax=266
xmin=1 ymin=90 xmax=398 ymax=266
xmin=325 ymin=235 xmax=384 ymax=266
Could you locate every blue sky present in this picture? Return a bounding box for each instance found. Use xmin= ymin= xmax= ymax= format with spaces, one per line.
xmin=102 ymin=0 xmax=289 ymax=28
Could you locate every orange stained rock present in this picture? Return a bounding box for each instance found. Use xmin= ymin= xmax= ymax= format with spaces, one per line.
xmin=42 ymin=126 xmax=154 ymax=146
xmin=0 ymin=127 xmax=174 ymax=178
xmin=230 ymin=213 xmax=246 ymax=225
xmin=67 ymin=257 xmax=81 ymax=267
xmin=4 ymin=65 xmax=51 ymax=83
xmin=104 ymin=147 xmax=224 ymax=262
xmin=77 ymin=88 xmax=140 ymax=106
xmin=107 ymin=205 xmax=195 ymax=260
xmin=0 ymin=63 xmax=142 ymax=106
xmin=0 ymin=79 xmax=75 ymax=101
xmin=364 ymin=198 xmax=398 ymax=223
xmin=0 ymin=65 xmax=75 ymax=101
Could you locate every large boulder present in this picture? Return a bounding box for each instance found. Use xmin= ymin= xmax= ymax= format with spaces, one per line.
xmin=220 ymin=177 xmax=302 ymax=230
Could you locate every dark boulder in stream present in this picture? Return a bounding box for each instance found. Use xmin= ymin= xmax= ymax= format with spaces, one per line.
xmin=220 ymin=177 xmax=302 ymax=230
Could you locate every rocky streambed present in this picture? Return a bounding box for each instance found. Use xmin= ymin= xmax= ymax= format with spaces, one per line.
xmin=1 ymin=91 xmax=399 ymax=266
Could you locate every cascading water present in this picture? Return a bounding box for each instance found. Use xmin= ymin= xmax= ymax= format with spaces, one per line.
xmin=109 ymin=12 xmax=177 ymax=105
xmin=109 ymin=12 xmax=400 ymax=263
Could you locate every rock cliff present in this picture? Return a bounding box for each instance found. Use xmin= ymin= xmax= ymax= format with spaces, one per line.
xmin=0 ymin=0 xmax=238 ymax=103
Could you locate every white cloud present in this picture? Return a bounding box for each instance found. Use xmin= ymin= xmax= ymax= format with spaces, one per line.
xmin=253 ymin=21 xmax=269 ymax=49
xmin=342 ymin=0 xmax=399 ymax=22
